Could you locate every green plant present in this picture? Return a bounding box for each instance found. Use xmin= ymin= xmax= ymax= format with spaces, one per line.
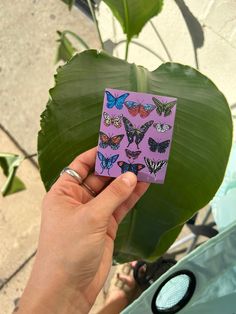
xmin=102 ymin=0 xmax=163 ymax=59
xmin=38 ymin=49 xmax=232 ymax=262
xmin=56 ymin=0 xmax=164 ymax=62
xmin=0 ymin=151 xmax=38 ymax=196
xmin=56 ymin=30 xmax=89 ymax=63
xmin=0 ymin=153 xmax=25 ymax=196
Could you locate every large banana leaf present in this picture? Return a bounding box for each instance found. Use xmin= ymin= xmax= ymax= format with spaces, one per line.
xmin=103 ymin=0 xmax=163 ymax=42
xmin=38 ymin=50 xmax=232 ymax=262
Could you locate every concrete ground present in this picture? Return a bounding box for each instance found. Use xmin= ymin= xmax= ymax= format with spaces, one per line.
xmin=0 ymin=1 xmax=236 ymax=313
xmin=0 ymin=0 xmax=99 ymax=154
xmin=0 ymin=1 xmax=102 ymax=312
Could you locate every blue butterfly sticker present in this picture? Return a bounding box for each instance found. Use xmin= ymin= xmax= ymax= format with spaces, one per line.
xmin=97 ymin=152 xmax=119 ymax=175
xmin=105 ymin=91 xmax=129 ymax=110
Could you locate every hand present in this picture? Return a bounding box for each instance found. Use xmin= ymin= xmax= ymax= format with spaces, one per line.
xmin=17 ymin=147 xmax=149 ymax=314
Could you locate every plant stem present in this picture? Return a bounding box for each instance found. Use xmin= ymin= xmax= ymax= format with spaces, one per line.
xmin=87 ymin=0 xmax=104 ymax=50
xmin=116 ymin=40 xmax=165 ymax=63
xmin=62 ymin=30 xmax=90 ymax=49
xmin=149 ymin=21 xmax=173 ymax=61
xmin=132 ymin=40 xmax=165 ymax=62
xmin=125 ymin=39 xmax=130 ymax=61
xmin=123 ymin=0 xmax=130 ymax=60
xmin=193 ymin=47 xmax=199 ymax=70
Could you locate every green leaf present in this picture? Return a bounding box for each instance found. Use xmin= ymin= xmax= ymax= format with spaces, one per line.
xmin=38 ymin=50 xmax=232 ymax=261
xmin=61 ymin=0 xmax=75 ymax=10
xmin=0 ymin=153 xmax=26 ymax=196
xmin=56 ymin=31 xmax=76 ymax=63
xmin=103 ymin=0 xmax=163 ymax=42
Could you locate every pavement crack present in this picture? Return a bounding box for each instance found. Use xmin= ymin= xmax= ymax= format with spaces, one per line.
xmin=0 ymin=124 xmax=38 ymax=170
xmin=0 ymin=250 xmax=37 ymax=291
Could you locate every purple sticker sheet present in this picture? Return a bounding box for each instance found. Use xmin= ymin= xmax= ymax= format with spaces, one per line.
xmin=95 ymin=88 xmax=177 ymax=184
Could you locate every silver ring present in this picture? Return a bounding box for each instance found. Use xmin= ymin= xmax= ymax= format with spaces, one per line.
xmin=60 ymin=167 xmax=83 ymax=184
xmin=60 ymin=167 xmax=96 ymax=197
xmin=81 ymin=182 xmax=97 ymax=197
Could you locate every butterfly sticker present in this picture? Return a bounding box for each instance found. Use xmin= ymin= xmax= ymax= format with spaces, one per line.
xmin=144 ymin=157 xmax=167 ymax=176
xmin=152 ymin=97 xmax=176 ymax=117
xmin=117 ymin=161 xmax=145 ymax=175
xmin=123 ymin=117 xmax=154 ymax=149
xmin=125 ymin=149 xmax=142 ymax=160
xmin=153 ymin=122 xmax=172 ymax=133
xmin=97 ymin=152 xmax=119 ymax=175
xmin=103 ymin=112 xmax=123 ymax=128
xmin=105 ymin=91 xmax=129 ymax=110
xmin=99 ymin=131 xmax=124 ymax=150
xmin=124 ymin=101 xmax=156 ymax=118
xmin=148 ymin=138 xmax=170 ymax=153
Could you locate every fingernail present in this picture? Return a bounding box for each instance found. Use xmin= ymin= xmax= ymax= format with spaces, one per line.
xmin=121 ymin=172 xmax=137 ymax=187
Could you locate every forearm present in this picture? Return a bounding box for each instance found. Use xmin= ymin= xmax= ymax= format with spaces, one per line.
xmin=15 ymin=264 xmax=91 ymax=314
xmin=16 ymin=287 xmax=90 ymax=314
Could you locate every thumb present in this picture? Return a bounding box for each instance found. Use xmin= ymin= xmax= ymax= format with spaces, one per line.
xmin=90 ymin=172 xmax=137 ymax=218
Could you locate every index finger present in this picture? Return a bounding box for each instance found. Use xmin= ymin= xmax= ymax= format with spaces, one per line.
xmin=57 ymin=147 xmax=97 ymax=186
